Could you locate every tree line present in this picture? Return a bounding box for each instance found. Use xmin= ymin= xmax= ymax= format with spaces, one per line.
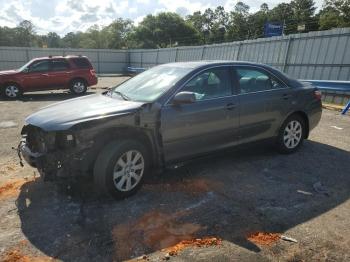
xmin=0 ymin=0 xmax=349 ymax=49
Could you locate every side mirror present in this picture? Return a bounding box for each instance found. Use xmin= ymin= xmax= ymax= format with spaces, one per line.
xmin=172 ymin=92 xmax=196 ymax=105
xmin=23 ymin=67 xmax=29 ymax=73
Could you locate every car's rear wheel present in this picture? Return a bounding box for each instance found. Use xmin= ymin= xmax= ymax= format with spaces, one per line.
xmin=276 ymin=114 xmax=306 ymax=154
xmin=2 ymin=84 xmax=22 ymax=99
xmin=93 ymin=140 xmax=149 ymax=199
xmin=70 ymin=79 xmax=87 ymax=95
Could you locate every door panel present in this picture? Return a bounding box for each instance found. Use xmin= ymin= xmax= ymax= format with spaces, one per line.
xmin=49 ymin=59 xmax=72 ymax=88
xmin=160 ymin=67 xmax=239 ymax=162
xmin=22 ymin=60 xmax=51 ymax=91
xmin=161 ymin=97 xmax=239 ymax=161
xmin=236 ymin=66 xmax=295 ymax=143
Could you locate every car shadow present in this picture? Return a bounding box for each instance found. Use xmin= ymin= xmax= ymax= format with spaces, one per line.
xmin=16 ymin=140 xmax=350 ymax=261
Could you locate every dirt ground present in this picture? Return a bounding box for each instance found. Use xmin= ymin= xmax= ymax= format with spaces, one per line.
xmin=0 ymin=76 xmax=349 ymax=262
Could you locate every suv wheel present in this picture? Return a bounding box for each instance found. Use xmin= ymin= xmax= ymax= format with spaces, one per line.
xmin=2 ymin=84 xmax=22 ymax=99
xmin=70 ymin=79 xmax=87 ymax=95
xmin=93 ymin=140 xmax=149 ymax=199
xmin=276 ymin=114 xmax=306 ymax=154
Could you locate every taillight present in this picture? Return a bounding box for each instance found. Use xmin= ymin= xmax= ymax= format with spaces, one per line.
xmin=313 ymin=89 xmax=322 ymax=100
xmin=90 ymin=69 xmax=96 ymax=76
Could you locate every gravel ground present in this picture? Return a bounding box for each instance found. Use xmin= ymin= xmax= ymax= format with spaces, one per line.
xmin=0 ymin=77 xmax=349 ymax=262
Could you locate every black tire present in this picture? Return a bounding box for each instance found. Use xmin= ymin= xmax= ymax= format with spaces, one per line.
xmin=93 ymin=140 xmax=150 ymax=199
xmin=1 ymin=83 xmax=22 ymax=99
xmin=276 ymin=114 xmax=306 ymax=154
xmin=70 ymin=79 xmax=87 ymax=95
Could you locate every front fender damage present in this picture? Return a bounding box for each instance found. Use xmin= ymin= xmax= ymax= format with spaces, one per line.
xmin=19 ymin=104 xmax=164 ymax=181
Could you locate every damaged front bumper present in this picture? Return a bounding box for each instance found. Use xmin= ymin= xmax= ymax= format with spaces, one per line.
xmin=19 ymin=141 xmax=43 ymax=168
xmin=19 ymin=126 xmax=94 ymax=181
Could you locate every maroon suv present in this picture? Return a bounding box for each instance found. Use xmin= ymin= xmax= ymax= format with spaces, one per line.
xmin=0 ymin=55 xmax=98 ymax=99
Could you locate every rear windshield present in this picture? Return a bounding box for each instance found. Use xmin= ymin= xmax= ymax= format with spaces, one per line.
xmin=71 ymin=58 xmax=92 ymax=69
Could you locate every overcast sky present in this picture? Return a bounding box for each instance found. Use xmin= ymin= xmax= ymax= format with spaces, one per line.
xmin=0 ymin=0 xmax=324 ymax=36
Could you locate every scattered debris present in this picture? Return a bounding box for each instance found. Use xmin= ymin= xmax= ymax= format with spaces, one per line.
xmin=330 ymin=126 xmax=343 ymax=130
xmin=163 ymin=237 xmax=222 ymax=256
xmin=1 ymin=240 xmax=53 ymax=262
xmin=281 ymin=235 xmax=298 ymax=243
xmin=144 ymin=178 xmax=223 ymax=195
xmin=247 ymin=232 xmax=281 ymax=246
xmin=0 ymin=161 xmax=20 ymax=175
xmin=1 ymin=249 xmax=53 ymax=262
xmin=313 ymin=182 xmax=330 ymax=196
xmin=297 ymin=190 xmax=313 ymax=196
xmin=0 ymin=121 xmax=18 ymax=129
xmin=112 ymin=210 xmax=204 ymax=261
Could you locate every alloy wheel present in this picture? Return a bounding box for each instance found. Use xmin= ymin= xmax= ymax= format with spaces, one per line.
xmin=283 ymin=120 xmax=302 ymax=149
xmin=5 ymin=85 xmax=19 ymax=98
xmin=113 ymin=150 xmax=145 ymax=192
xmin=73 ymin=82 xmax=85 ymax=93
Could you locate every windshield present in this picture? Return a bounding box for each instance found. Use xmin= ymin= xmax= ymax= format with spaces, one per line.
xmin=112 ymin=65 xmax=192 ymax=102
xmin=17 ymin=60 xmax=33 ymax=72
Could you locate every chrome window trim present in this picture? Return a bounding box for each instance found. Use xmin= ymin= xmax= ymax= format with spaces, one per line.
xmin=238 ymin=86 xmax=293 ymax=96
xmin=164 ymin=64 xmax=291 ymax=106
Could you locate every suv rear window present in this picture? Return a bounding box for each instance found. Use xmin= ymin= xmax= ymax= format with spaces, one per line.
xmin=51 ymin=59 xmax=70 ymax=71
xmin=71 ymin=58 xmax=92 ymax=69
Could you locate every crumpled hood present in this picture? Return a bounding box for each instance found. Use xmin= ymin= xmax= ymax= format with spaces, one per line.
xmin=0 ymin=70 xmax=18 ymax=76
xmin=25 ymin=94 xmax=145 ymax=131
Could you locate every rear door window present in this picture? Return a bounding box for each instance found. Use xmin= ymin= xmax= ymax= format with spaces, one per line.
xmin=71 ymin=58 xmax=92 ymax=69
xmin=236 ymin=67 xmax=286 ymax=94
xmin=51 ymin=59 xmax=70 ymax=71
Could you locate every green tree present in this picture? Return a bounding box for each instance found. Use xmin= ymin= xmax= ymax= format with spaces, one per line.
xmin=15 ymin=20 xmax=36 ymax=47
xmin=47 ymin=32 xmax=61 ymax=47
xmin=61 ymin=32 xmax=81 ymax=48
xmin=320 ymin=0 xmax=350 ymax=29
xmin=0 ymin=26 xmax=17 ymax=46
xmin=227 ymin=2 xmax=250 ymax=41
xmin=247 ymin=4 xmax=270 ymax=39
xmin=290 ymin=0 xmax=318 ymax=32
xmin=101 ymin=18 xmax=134 ymax=49
xmin=132 ymin=12 xmax=201 ymax=48
xmin=209 ymin=6 xmax=229 ymax=43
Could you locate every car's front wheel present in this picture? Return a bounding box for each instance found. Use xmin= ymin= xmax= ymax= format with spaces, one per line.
xmin=2 ymin=83 xmax=22 ymax=99
xmin=93 ymin=140 xmax=149 ymax=199
xmin=276 ymin=114 xmax=306 ymax=154
xmin=70 ymin=79 xmax=87 ymax=95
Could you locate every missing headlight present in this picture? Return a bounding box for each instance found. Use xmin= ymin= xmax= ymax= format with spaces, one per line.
xmin=56 ymin=132 xmax=76 ymax=149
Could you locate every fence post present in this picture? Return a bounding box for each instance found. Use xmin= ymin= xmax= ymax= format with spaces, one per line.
xmin=283 ymin=37 xmax=292 ymax=73
xmin=97 ymin=50 xmax=100 ymax=74
xmin=201 ymin=46 xmax=206 ymax=60
xmin=140 ymin=51 xmax=143 ymax=68
xmin=126 ymin=50 xmax=131 ymax=69
xmin=175 ymin=48 xmax=179 ymax=62
xmin=25 ymin=48 xmax=29 ymax=62
xmin=235 ymin=43 xmax=242 ymax=61
xmin=156 ymin=49 xmax=159 ymax=65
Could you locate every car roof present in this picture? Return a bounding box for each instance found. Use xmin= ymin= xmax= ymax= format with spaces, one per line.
xmin=161 ymin=60 xmax=300 ymax=87
xmin=31 ymin=55 xmax=87 ymax=61
xmin=162 ymin=60 xmax=275 ymax=70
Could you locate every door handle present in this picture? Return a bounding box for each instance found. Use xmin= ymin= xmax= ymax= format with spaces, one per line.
xmin=41 ymin=73 xmax=49 ymax=77
xmin=226 ymin=103 xmax=237 ymax=110
xmin=282 ymin=94 xmax=292 ymax=100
